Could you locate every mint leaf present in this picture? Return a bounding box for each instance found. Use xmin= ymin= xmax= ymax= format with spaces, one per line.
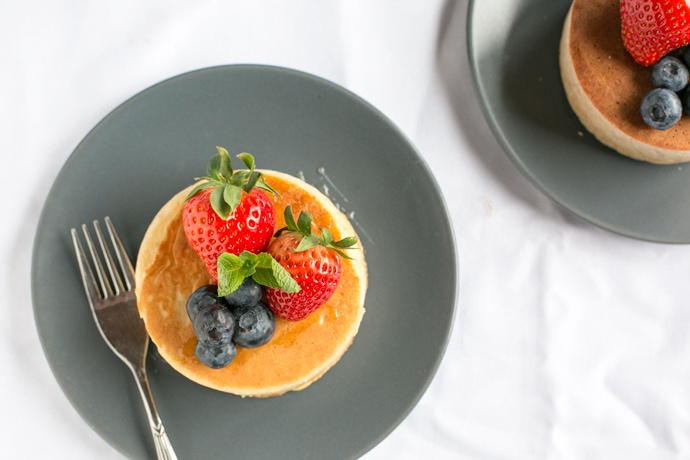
xmin=252 ymin=253 xmax=300 ymax=293
xmin=217 ymin=251 xmax=298 ymax=296
xmin=217 ymin=252 xmax=259 ymax=296
xmin=217 ymin=253 xmax=244 ymax=296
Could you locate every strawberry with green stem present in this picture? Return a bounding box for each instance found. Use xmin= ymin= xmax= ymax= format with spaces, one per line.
xmin=264 ymin=206 xmax=358 ymax=322
xmin=182 ymin=147 xmax=278 ymax=282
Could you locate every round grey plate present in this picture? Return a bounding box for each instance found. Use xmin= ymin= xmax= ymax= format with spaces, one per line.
xmin=31 ymin=65 xmax=457 ymax=459
xmin=469 ymin=0 xmax=690 ymax=244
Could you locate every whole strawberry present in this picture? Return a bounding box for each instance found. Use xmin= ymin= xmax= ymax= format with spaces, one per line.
xmin=621 ymin=0 xmax=690 ymax=66
xmin=183 ymin=147 xmax=278 ymax=282
xmin=265 ymin=206 xmax=358 ymax=321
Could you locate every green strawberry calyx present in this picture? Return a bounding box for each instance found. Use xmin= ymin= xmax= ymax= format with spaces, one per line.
xmin=275 ymin=205 xmax=358 ymax=259
xmin=217 ymin=250 xmax=300 ymax=297
xmin=185 ymin=146 xmax=279 ymax=219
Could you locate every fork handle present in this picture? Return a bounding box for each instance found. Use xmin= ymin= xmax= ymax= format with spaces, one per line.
xmin=132 ymin=368 xmax=178 ymax=460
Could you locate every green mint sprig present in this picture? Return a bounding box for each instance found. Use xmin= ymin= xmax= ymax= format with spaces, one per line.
xmin=217 ymin=250 xmax=300 ymax=297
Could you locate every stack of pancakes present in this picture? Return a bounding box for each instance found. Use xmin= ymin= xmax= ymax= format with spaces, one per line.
xmin=135 ymin=170 xmax=368 ymax=397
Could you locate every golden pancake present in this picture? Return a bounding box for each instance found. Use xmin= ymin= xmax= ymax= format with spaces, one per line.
xmin=134 ymin=170 xmax=367 ymax=397
xmin=560 ymin=0 xmax=690 ymax=164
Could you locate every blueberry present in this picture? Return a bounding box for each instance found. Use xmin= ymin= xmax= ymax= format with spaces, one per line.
xmin=232 ymin=301 xmax=276 ymax=348
xmin=640 ymin=88 xmax=682 ymax=130
xmin=650 ymin=56 xmax=690 ymax=91
xmin=186 ymin=285 xmax=220 ymax=321
xmin=195 ymin=341 xmax=237 ymax=369
xmin=192 ymin=304 xmax=235 ymax=347
xmin=224 ymin=277 xmax=263 ymax=308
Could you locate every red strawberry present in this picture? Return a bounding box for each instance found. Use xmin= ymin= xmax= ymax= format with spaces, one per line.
xmin=265 ymin=206 xmax=358 ymax=322
xmin=621 ymin=0 xmax=690 ymax=66
xmin=182 ymin=147 xmax=278 ymax=282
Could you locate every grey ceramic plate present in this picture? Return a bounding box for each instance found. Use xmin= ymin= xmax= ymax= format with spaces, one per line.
xmin=469 ymin=0 xmax=690 ymax=244
xmin=31 ymin=65 xmax=457 ymax=459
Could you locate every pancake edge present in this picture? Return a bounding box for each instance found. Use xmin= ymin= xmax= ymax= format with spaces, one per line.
xmin=134 ymin=169 xmax=368 ymax=397
xmin=559 ymin=4 xmax=690 ymax=165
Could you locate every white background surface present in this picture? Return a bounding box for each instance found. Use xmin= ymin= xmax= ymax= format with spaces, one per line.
xmin=5 ymin=0 xmax=690 ymax=458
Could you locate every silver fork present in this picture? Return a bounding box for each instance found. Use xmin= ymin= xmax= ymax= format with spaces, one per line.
xmin=71 ymin=217 xmax=177 ymax=460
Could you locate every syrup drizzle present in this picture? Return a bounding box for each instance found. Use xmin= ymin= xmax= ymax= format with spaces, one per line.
xmin=317 ymin=167 xmax=349 ymax=203
xmin=295 ymin=168 xmax=375 ymax=247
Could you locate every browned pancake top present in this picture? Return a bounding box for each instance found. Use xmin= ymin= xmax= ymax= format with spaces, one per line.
xmin=135 ymin=171 xmax=366 ymax=396
xmin=569 ymin=0 xmax=690 ymax=149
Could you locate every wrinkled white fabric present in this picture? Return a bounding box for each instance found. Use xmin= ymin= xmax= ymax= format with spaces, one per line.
xmin=5 ymin=0 xmax=690 ymax=458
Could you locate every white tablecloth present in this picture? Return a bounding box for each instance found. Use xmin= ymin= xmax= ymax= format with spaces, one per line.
xmin=6 ymin=0 xmax=690 ymax=458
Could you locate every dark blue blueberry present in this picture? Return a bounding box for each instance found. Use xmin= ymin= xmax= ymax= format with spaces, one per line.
xmin=194 ymin=341 xmax=237 ymax=369
xmin=186 ymin=285 xmax=220 ymax=321
xmin=640 ymin=88 xmax=682 ymax=130
xmin=224 ymin=277 xmax=263 ymax=308
xmin=192 ymin=304 xmax=235 ymax=347
xmin=650 ymin=56 xmax=690 ymax=91
xmin=232 ymin=301 xmax=276 ymax=348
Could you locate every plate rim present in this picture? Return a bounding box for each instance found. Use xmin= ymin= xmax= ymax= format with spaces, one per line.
xmin=467 ymin=0 xmax=690 ymax=244
xmin=30 ymin=63 xmax=460 ymax=458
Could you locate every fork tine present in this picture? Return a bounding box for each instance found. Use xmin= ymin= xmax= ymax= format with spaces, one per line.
xmin=104 ymin=216 xmax=136 ymax=291
xmin=71 ymin=228 xmax=101 ymax=307
xmin=81 ymin=223 xmax=114 ymax=300
xmin=94 ymin=219 xmax=125 ymax=296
